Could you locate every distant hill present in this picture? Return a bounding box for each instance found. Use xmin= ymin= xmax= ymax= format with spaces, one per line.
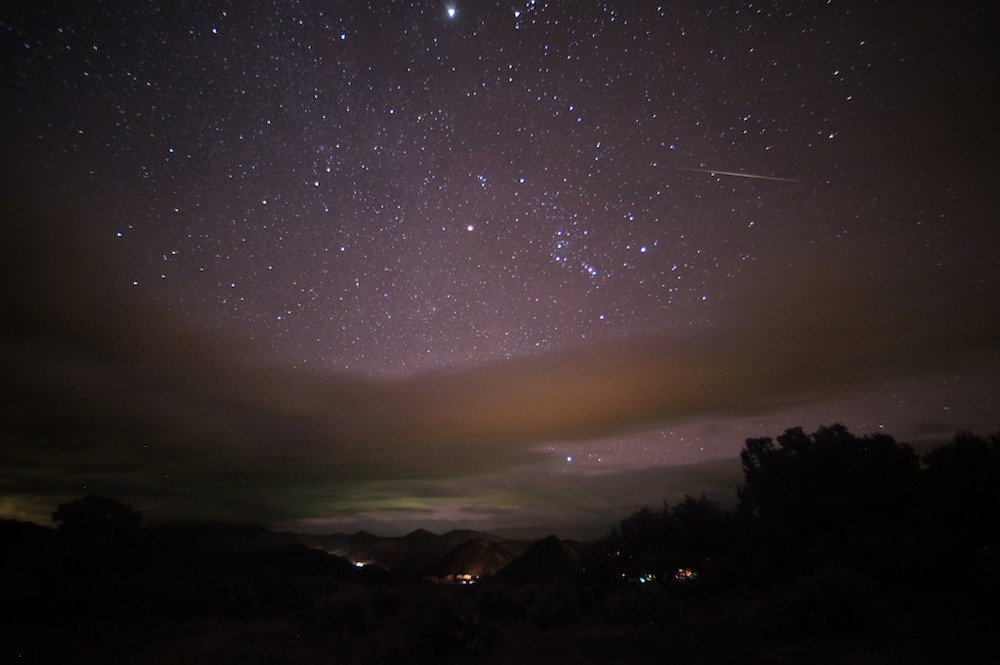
xmin=133 ymin=521 xmax=556 ymax=576
xmin=240 ymin=543 xmax=358 ymax=576
xmin=495 ymin=534 xmax=581 ymax=586
xmin=422 ymin=537 xmax=517 ymax=581
xmin=299 ymin=527 xmax=526 ymax=573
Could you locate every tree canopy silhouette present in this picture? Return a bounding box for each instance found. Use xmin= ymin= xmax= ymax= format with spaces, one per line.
xmin=51 ymin=494 xmax=142 ymax=542
xmin=592 ymin=493 xmax=737 ymax=587
xmin=922 ymin=431 xmax=1000 ymax=556
xmin=737 ymin=424 xmax=921 ymax=574
xmin=592 ymin=425 xmax=954 ymax=586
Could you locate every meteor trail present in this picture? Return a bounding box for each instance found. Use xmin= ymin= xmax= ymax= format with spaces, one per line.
xmin=672 ymin=167 xmax=799 ymax=183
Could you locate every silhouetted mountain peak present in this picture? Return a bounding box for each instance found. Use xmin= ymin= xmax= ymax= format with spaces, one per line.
xmin=496 ymin=534 xmax=580 ymax=586
xmin=422 ymin=537 xmax=516 ymax=580
xmin=402 ymin=528 xmax=438 ymax=545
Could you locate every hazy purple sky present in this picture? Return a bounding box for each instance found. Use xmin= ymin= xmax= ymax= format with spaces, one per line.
xmin=2 ymin=0 xmax=998 ymax=537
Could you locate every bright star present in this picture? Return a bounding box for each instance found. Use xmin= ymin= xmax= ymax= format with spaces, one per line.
xmin=446 ymin=6 xmax=456 ymax=18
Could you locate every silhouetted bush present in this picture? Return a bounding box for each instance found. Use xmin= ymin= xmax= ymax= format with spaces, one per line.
xmin=592 ymin=493 xmax=741 ymax=590
xmin=735 ymin=565 xmax=887 ymax=642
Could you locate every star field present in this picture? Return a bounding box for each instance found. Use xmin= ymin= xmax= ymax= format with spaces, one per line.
xmin=2 ymin=0 xmax=998 ymax=534
xmin=5 ymin=1 xmax=891 ymax=374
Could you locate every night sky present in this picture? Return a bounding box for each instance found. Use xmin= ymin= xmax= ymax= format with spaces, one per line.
xmin=2 ymin=0 xmax=998 ymax=537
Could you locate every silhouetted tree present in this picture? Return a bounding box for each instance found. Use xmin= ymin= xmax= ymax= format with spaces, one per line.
xmin=670 ymin=494 xmax=737 ymax=567
xmin=923 ymin=431 xmax=1000 ymax=555
xmin=52 ymin=494 xmax=142 ymax=542
xmin=590 ymin=494 xmax=740 ymax=588
xmin=738 ymin=424 xmax=921 ymax=576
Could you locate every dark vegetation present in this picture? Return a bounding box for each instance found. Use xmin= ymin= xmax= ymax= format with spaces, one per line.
xmin=3 ymin=425 xmax=999 ymax=663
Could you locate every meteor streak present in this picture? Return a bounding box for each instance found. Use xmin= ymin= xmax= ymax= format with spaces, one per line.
xmin=672 ymin=167 xmax=799 ymax=183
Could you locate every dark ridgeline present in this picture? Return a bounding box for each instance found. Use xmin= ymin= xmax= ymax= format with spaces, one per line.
xmin=3 ymin=426 xmax=999 ymax=663
xmin=355 ymin=528 xmax=498 ymax=573
xmin=421 ymin=537 xmax=517 ymax=582
xmin=493 ymin=534 xmax=580 ymax=586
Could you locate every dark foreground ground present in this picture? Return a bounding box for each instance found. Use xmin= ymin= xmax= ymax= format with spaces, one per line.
xmin=3 ymin=528 xmax=998 ymax=664
xmin=5 ymin=584 xmax=999 ymax=664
